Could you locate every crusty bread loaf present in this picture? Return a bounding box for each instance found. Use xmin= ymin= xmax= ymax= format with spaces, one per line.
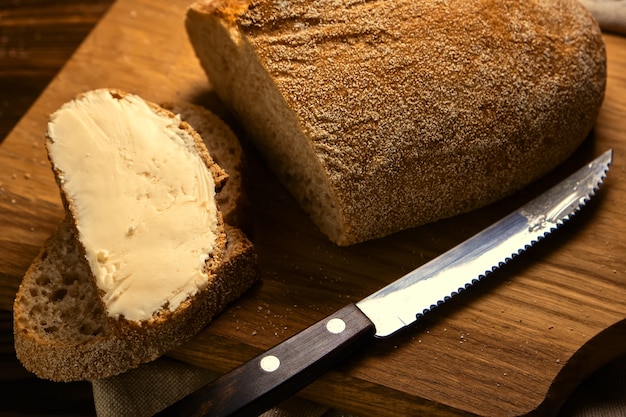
xmin=13 ymin=97 xmax=259 ymax=381
xmin=45 ymin=89 xmax=232 ymax=337
xmin=186 ymin=0 xmax=606 ymax=245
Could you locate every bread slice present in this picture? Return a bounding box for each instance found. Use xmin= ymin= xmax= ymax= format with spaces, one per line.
xmin=13 ymin=221 xmax=257 ymax=382
xmin=186 ymin=0 xmax=606 ymax=245
xmin=45 ymin=89 xmax=231 ymax=329
xmin=161 ymin=101 xmax=250 ymax=232
xmin=13 ymin=95 xmax=259 ymax=381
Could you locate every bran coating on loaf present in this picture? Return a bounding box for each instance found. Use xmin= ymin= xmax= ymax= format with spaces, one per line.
xmin=187 ymin=0 xmax=606 ymax=245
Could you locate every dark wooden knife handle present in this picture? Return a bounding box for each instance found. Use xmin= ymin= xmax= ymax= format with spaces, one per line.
xmin=154 ymin=304 xmax=375 ymax=417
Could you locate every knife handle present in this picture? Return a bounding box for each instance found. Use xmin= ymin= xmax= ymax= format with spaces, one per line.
xmin=155 ymin=303 xmax=375 ymax=417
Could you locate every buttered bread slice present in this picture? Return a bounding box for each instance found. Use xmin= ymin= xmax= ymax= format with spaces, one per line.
xmin=14 ymin=94 xmax=259 ymax=381
xmin=46 ymin=89 xmax=227 ymax=328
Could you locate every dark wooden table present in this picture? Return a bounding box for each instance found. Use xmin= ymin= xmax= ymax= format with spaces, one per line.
xmin=0 ymin=2 xmax=112 ymax=415
xmin=1 ymin=1 xmax=625 ymax=416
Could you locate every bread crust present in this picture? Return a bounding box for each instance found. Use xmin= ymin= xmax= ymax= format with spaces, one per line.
xmin=187 ymin=0 xmax=606 ymax=245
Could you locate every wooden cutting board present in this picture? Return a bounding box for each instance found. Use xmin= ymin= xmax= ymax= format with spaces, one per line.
xmin=1 ymin=1 xmax=625 ymax=416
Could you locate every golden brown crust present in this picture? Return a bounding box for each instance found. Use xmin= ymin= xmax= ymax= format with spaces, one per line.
xmin=44 ymin=89 xmax=230 ymax=335
xmin=187 ymin=0 xmax=606 ymax=245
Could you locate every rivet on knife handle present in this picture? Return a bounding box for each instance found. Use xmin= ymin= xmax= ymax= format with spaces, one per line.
xmin=154 ymin=304 xmax=375 ymax=417
xmin=155 ymin=149 xmax=612 ymax=417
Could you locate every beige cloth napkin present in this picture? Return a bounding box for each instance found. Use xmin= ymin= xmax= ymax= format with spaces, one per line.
xmin=92 ymin=356 xmax=356 ymax=417
xmin=91 ymin=2 xmax=626 ymax=416
xmin=579 ymin=0 xmax=626 ymax=35
xmin=558 ymin=356 xmax=626 ymax=417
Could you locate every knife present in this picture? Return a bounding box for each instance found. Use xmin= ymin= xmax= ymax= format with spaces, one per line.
xmin=156 ymin=149 xmax=613 ymax=417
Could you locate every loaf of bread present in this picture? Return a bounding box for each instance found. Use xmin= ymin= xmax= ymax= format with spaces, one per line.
xmin=13 ymin=92 xmax=259 ymax=381
xmin=186 ymin=0 xmax=606 ymax=245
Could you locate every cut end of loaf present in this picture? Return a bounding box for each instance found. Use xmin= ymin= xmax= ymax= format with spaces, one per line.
xmin=186 ymin=2 xmax=348 ymax=243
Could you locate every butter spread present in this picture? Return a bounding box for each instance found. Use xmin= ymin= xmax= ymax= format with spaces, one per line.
xmin=46 ymin=90 xmax=219 ymax=322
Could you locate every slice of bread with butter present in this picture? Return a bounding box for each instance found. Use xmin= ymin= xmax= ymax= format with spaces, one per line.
xmin=13 ymin=90 xmax=259 ymax=381
xmin=186 ymin=0 xmax=606 ymax=245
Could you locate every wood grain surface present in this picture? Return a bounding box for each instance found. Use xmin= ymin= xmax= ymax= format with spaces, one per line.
xmin=1 ymin=1 xmax=625 ymax=416
xmin=0 ymin=1 xmax=112 ymax=416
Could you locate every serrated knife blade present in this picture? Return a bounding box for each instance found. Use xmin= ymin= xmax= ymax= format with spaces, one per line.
xmin=156 ymin=149 xmax=613 ymax=417
xmin=358 ymin=148 xmax=613 ymax=337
